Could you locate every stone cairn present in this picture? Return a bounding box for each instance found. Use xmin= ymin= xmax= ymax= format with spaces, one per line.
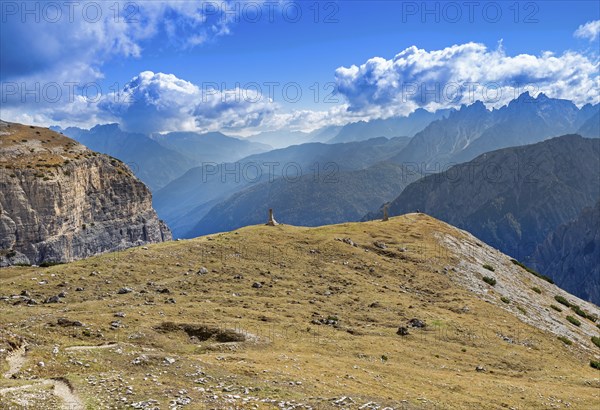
xmin=382 ymin=204 xmax=389 ymax=221
xmin=266 ymin=208 xmax=279 ymax=226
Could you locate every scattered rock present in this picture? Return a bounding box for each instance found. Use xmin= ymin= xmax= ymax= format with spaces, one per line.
xmin=252 ymin=282 xmax=263 ymax=289
xmin=117 ymin=287 xmax=133 ymax=294
xmin=197 ymin=267 xmax=208 ymax=274
xmin=75 ymin=287 xmax=84 ymax=291
xmin=408 ymin=318 xmax=426 ymax=328
xmin=476 ymin=365 xmax=486 ymax=372
xmin=374 ymin=241 xmax=387 ymax=249
xmin=114 ymin=312 xmax=126 ymax=318
xmin=131 ymin=355 xmax=148 ymax=365
xmin=341 ymin=238 xmax=357 ymax=247
xmin=44 ymin=295 xmax=60 ymax=304
xmin=57 ymin=318 xmax=83 ymax=327
xmin=396 ymin=327 xmax=410 ymax=336
xmin=164 ymin=357 xmax=176 ymax=365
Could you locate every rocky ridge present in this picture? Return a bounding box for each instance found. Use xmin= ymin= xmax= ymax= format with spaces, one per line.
xmin=0 ymin=121 xmax=171 ymax=266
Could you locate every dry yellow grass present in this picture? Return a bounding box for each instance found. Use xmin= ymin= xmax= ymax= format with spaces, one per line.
xmin=0 ymin=214 xmax=598 ymax=409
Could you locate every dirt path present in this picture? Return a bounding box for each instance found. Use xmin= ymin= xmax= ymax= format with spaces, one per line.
xmin=2 ymin=342 xmax=27 ymax=379
xmin=64 ymin=342 xmax=117 ymax=351
xmin=51 ymin=379 xmax=84 ymax=410
xmin=1 ymin=342 xmax=85 ymax=409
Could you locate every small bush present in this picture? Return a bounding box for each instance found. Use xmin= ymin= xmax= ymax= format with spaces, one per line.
xmin=510 ymin=259 xmax=554 ymax=283
xmin=592 ymin=336 xmax=600 ymax=349
xmin=550 ymin=305 xmax=562 ymax=312
xmin=591 ymin=360 xmax=600 ymax=370
xmin=39 ymin=261 xmax=63 ymax=267
xmin=500 ymin=296 xmax=510 ymax=304
xmin=483 ymin=264 xmax=495 ymax=272
xmin=531 ymin=287 xmax=542 ymax=294
xmin=557 ymin=336 xmax=572 ymax=346
xmin=554 ymin=295 xmax=571 ymax=307
xmin=566 ymin=316 xmax=581 ymax=327
xmin=517 ymin=306 xmax=527 ymax=315
xmin=482 ymin=276 xmax=496 ymax=286
xmin=570 ymin=305 xmax=596 ymax=322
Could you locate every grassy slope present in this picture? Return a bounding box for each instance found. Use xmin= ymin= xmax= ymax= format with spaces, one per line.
xmin=0 ymin=214 xmax=598 ymax=409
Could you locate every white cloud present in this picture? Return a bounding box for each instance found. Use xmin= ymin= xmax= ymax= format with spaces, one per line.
xmin=334 ymin=43 xmax=600 ymax=116
xmin=99 ymin=71 xmax=280 ymax=134
xmin=574 ymin=20 xmax=600 ymax=42
xmin=0 ymin=1 xmax=252 ymax=84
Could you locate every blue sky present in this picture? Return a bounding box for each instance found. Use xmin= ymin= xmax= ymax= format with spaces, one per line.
xmin=1 ymin=1 xmax=599 ymax=134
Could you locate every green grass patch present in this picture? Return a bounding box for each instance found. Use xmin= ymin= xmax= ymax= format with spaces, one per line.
xmin=591 ymin=360 xmax=600 ymax=370
xmin=510 ymin=259 xmax=554 ymax=283
xmin=557 ymin=336 xmax=572 ymax=346
xmin=550 ymin=305 xmax=562 ymax=312
xmin=500 ymin=296 xmax=510 ymax=304
xmin=482 ymin=264 xmax=495 ymax=272
xmin=592 ymin=336 xmax=600 ymax=349
xmin=531 ymin=287 xmax=542 ymax=294
xmin=482 ymin=276 xmax=496 ymax=286
xmin=39 ymin=261 xmax=64 ymax=268
xmin=554 ymin=295 xmax=571 ymax=307
xmin=566 ymin=316 xmax=581 ymax=327
xmin=570 ymin=305 xmax=597 ymax=322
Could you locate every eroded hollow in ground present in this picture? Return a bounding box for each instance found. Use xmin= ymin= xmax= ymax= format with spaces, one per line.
xmin=155 ymin=322 xmax=247 ymax=343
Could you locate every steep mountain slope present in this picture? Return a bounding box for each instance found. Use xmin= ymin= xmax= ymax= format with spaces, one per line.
xmin=186 ymin=161 xmax=421 ymax=237
xmin=59 ymin=124 xmax=195 ymax=190
xmin=372 ymin=135 xmax=600 ymax=283
xmin=577 ymin=110 xmax=600 ymax=138
xmin=0 ymin=215 xmax=598 ymax=409
xmin=532 ymin=201 xmax=600 ymax=304
xmin=391 ymin=101 xmax=494 ymax=167
xmin=0 ymin=121 xmax=171 ymax=266
xmin=154 ymin=137 xmax=412 ymax=237
xmin=392 ymin=93 xmax=598 ymax=168
xmin=151 ymin=131 xmax=270 ymax=163
xmin=328 ymin=108 xmax=451 ymax=144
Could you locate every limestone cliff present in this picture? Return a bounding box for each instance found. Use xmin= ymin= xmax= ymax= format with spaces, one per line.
xmin=0 ymin=121 xmax=171 ymax=266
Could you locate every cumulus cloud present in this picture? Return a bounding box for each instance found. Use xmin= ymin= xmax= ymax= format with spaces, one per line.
xmin=99 ymin=71 xmax=280 ymax=134
xmin=335 ymin=42 xmax=600 ymax=116
xmin=574 ymin=20 xmax=600 ymax=42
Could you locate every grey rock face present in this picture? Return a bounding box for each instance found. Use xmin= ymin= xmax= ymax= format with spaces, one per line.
xmin=0 ymin=121 xmax=171 ymax=266
xmin=531 ymin=201 xmax=600 ymax=304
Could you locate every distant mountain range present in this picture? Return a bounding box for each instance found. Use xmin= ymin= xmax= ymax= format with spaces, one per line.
xmin=246 ymin=126 xmax=342 ymax=148
xmin=154 ymin=137 xmax=412 ymax=237
xmin=55 ymin=125 xmax=270 ymax=190
xmin=327 ymin=108 xmax=452 ymax=144
xmin=391 ymin=93 xmax=599 ymax=168
xmin=369 ymin=135 xmax=600 ymax=303
xmin=186 ymin=161 xmax=420 ymax=237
